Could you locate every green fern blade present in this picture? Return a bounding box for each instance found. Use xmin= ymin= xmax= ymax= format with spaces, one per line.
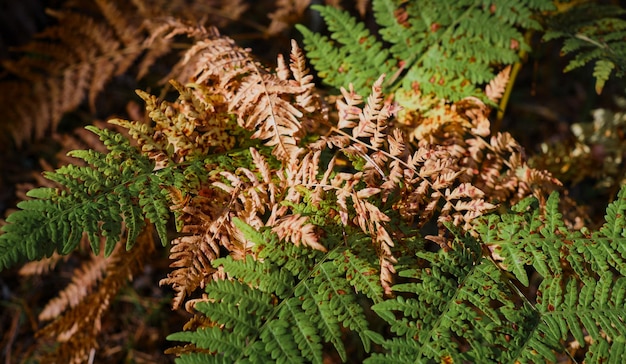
xmin=0 ymin=125 xmax=215 ymax=270
xmin=371 ymin=296 xmax=422 ymax=337
xmin=316 ymin=261 xmax=381 ymax=352
xmin=167 ymin=327 xmax=247 ymax=359
xmin=601 ymin=184 xmax=626 ymax=239
xmin=200 ymin=280 xmax=273 ymax=332
xmin=138 ymin=183 xmax=170 ymax=246
xmin=312 ymin=4 xmax=392 ymax=80
xmin=215 ymin=255 xmax=294 ymax=299
xmin=302 ymin=0 xmax=555 ymax=103
xmin=174 ymin=353 xmax=231 ymax=364
xmin=0 ymin=206 xmax=50 ymax=268
xmin=260 ymin=319 xmax=306 ymax=364
xmin=100 ymin=194 xmax=123 ymax=256
xmin=331 ymin=248 xmax=383 ymax=303
xmin=545 ymin=3 xmax=626 ymax=94
xmin=295 ymin=25 xmax=355 ymax=91
xmin=232 ymin=217 xmax=265 ymax=248
xmin=298 ymin=6 xmax=392 ymax=96
xmin=281 ymin=298 xmax=324 ymax=364
xmin=512 ymin=271 xmax=626 ymax=362
xmin=296 ymin=280 xmax=347 ymax=361
xmin=496 ymin=243 xmax=530 ymax=287
xmin=116 ymin=186 xmax=145 ymax=250
xmin=210 ymin=278 xmax=271 ymax=309
xmin=593 ymin=59 xmax=615 ymax=94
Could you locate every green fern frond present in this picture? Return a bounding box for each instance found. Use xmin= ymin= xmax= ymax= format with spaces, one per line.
xmin=295 ymin=6 xmax=391 ymax=96
xmin=298 ymin=0 xmax=554 ymax=102
xmin=508 ymin=271 xmax=626 ymax=363
xmin=544 ymin=3 xmax=626 ymax=93
xmin=367 ymin=186 xmax=626 ymax=362
xmin=168 ymin=219 xmax=385 ymax=363
xmin=475 ymin=187 xmax=626 ymax=362
xmin=370 ymin=238 xmax=523 ymax=363
xmin=0 ymin=126 xmax=206 ymax=270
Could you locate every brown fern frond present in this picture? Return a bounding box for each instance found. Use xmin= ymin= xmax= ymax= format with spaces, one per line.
xmin=232 ymin=74 xmax=305 ymax=160
xmin=18 ymin=253 xmax=66 ymax=276
xmin=267 ymin=0 xmax=311 ymax=36
xmin=159 ymin=145 xmax=287 ymax=310
xmin=272 ymin=214 xmax=325 ymax=251
xmin=162 ymin=234 xmax=219 ymax=310
xmin=0 ymin=0 xmax=176 ymax=147
xmin=36 ymin=224 xmax=155 ymax=364
xmin=38 ymin=253 xmax=108 ymax=322
xmin=486 ymin=65 xmax=512 ymax=103
xmin=394 ymin=75 xmax=557 ymax=219
xmin=167 ymin=26 xmax=323 ymax=162
xmin=160 ymin=181 xmax=244 ymax=309
xmin=286 ymin=39 xmax=328 ymax=131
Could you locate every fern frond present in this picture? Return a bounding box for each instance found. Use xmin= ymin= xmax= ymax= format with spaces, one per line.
xmin=167 ymin=27 xmax=323 ymax=162
xmin=297 ymin=5 xmax=391 ymax=96
xmin=368 ymin=187 xmax=626 ymax=362
xmin=38 ymin=252 xmax=108 ymax=321
xmin=36 ymin=225 xmax=155 ymax=364
xmin=0 ymin=126 xmax=206 ymax=270
xmin=299 ymin=0 xmax=554 ymax=102
xmin=168 ymin=218 xmax=385 ymax=363
xmin=0 ymin=0 xmax=175 ymax=146
xmin=544 ymin=3 xmax=626 ymax=94
xmin=469 ymin=187 xmax=626 ymax=361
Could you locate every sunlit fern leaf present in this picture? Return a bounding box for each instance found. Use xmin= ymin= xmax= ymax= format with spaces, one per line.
xmin=296 ymin=5 xmax=391 ymax=96
xmin=331 ymin=248 xmax=384 ymax=303
xmin=472 ymin=188 xmax=626 ymax=362
xmin=0 ymin=126 xmax=205 ymax=270
xmin=513 ymin=273 xmax=626 ymax=363
xmin=299 ymin=0 xmax=554 ymax=101
xmin=369 ymin=239 xmax=525 ymax=362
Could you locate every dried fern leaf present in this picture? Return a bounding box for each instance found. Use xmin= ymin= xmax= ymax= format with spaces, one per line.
xmin=36 ymin=225 xmax=155 ymax=364
xmin=167 ymin=26 xmax=325 ymax=162
xmin=0 ymin=0 xmax=175 ymax=146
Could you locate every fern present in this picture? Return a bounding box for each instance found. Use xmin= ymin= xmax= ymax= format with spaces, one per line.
xmin=170 ymin=186 xmax=626 ymax=363
xmin=297 ymin=0 xmax=554 ymax=103
xmin=0 ymin=0 xmax=176 ymax=145
xmin=544 ymin=2 xmax=626 ymax=94
xmin=473 ymin=187 xmax=626 ymax=362
xmin=167 ymin=218 xmax=385 ymax=363
xmin=0 ymin=126 xmax=206 ymax=270
xmin=4 ymin=7 xmax=626 ymax=362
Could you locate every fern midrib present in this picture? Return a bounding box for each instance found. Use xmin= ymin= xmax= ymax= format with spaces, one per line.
xmin=250 ymin=60 xmax=293 ymax=160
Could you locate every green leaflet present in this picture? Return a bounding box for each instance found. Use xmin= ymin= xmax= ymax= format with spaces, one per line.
xmin=298 ymin=0 xmax=555 ymax=102
xmin=0 ymin=126 xmax=206 ymax=269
